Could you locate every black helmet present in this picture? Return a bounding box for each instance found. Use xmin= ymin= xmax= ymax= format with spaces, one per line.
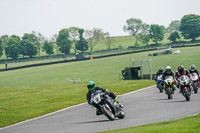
xmin=159 ymin=67 xmax=163 ymax=73
xmin=178 ymin=65 xmax=184 ymax=73
xmin=166 ymin=66 xmax=171 ymax=74
xmin=190 ymin=64 xmax=196 ymax=71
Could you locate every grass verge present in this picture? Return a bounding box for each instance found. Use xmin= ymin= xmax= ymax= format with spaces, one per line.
xmin=99 ymin=113 xmax=200 ymax=133
xmin=0 ymin=80 xmax=154 ymax=127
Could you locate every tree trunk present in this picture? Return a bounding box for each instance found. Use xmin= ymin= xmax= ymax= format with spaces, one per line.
xmin=90 ymin=47 xmax=93 ymax=52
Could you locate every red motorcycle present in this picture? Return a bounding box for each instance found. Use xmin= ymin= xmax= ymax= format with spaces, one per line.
xmin=190 ymin=73 xmax=199 ymax=93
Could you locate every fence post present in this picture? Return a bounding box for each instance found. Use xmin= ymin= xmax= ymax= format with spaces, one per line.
xmin=149 ymin=59 xmax=152 ymax=80
xmin=140 ymin=60 xmax=143 ymax=79
xmin=132 ymin=59 xmax=135 ymax=66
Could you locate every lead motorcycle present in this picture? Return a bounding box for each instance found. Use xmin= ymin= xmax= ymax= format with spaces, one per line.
xmin=190 ymin=73 xmax=199 ymax=93
xmin=179 ymin=75 xmax=191 ymax=101
xmin=91 ymin=90 xmax=125 ymax=120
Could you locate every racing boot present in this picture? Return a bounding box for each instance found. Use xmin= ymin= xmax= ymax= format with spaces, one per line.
xmin=179 ymin=88 xmax=182 ymax=93
xmin=96 ymin=108 xmax=103 ymax=115
xmin=164 ymin=87 xmax=167 ymax=94
xmin=189 ymin=84 xmax=193 ymax=92
xmin=115 ymin=98 xmax=123 ymax=108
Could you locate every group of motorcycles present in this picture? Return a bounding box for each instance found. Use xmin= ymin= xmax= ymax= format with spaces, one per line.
xmin=156 ymin=73 xmax=199 ymax=101
xmin=90 ymin=73 xmax=199 ymax=121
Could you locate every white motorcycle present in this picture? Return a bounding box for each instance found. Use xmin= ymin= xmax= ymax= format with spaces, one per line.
xmin=179 ymin=75 xmax=191 ymax=101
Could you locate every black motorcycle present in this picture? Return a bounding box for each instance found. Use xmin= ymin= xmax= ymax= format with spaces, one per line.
xmin=91 ymin=90 xmax=125 ymax=120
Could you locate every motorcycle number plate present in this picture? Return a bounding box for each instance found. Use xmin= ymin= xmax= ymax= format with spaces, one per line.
xmin=93 ymin=95 xmax=101 ymax=104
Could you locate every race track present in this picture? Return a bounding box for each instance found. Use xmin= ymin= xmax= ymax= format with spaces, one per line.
xmin=1 ymin=86 xmax=200 ymax=133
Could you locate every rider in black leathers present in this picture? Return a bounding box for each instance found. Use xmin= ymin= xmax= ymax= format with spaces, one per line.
xmin=189 ymin=64 xmax=199 ymax=79
xmin=86 ymin=81 xmax=123 ymax=115
xmin=155 ymin=67 xmax=164 ymax=80
xmin=189 ymin=64 xmax=200 ymax=87
xmin=175 ymin=65 xmax=192 ymax=92
xmin=162 ymin=66 xmax=176 ymax=94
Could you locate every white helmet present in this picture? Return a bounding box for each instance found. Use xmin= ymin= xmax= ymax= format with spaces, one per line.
xmin=190 ymin=64 xmax=196 ymax=71
xmin=166 ymin=66 xmax=171 ymax=74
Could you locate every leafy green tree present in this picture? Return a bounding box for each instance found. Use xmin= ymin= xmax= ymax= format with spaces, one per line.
xmin=138 ymin=34 xmax=151 ymax=46
xmin=50 ymin=34 xmax=59 ymax=55
xmin=179 ymin=14 xmax=200 ymax=41
xmin=123 ymin=18 xmax=143 ymax=46
xmin=76 ymin=29 xmax=88 ymax=52
xmin=0 ymin=35 xmax=9 ymax=50
xmin=138 ymin=23 xmax=151 ymax=45
xmin=168 ymin=20 xmax=181 ymax=31
xmin=168 ymin=31 xmax=180 ymax=43
xmin=123 ymin=18 xmax=143 ymax=36
xmin=5 ymin=35 xmax=21 ymax=59
xmin=84 ymin=28 xmax=105 ymax=52
xmin=68 ymin=27 xmax=80 ymax=53
xmin=104 ymin=32 xmax=114 ymax=50
xmin=56 ymin=29 xmax=72 ymax=54
xmin=149 ymin=24 xmax=164 ymax=44
xmin=32 ymin=31 xmax=45 ymax=56
xmin=19 ymin=33 xmax=38 ymax=58
xmin=42 ymin=41 xmax=54 ymax=55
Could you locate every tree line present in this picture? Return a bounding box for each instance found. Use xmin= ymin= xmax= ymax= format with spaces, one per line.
xmin=0 ymin=14 xmax=200 ymax=59
xmin=0 ymin=28 xmax=108 ymax=59
xmin=123 ymin=14 xmax=200 ymax=46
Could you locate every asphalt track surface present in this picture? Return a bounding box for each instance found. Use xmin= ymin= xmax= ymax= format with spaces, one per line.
xmin=1 ymin=86 xmax=200 ymax=133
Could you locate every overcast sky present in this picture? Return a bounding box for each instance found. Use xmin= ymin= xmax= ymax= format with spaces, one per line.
xmin=0 ymin=0 xmax=200 ymax=38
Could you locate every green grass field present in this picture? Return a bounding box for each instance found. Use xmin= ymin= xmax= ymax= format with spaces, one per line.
xmin=0 ymin=46 xmax=200 ymax=128
xmin=100 ymin=113 xmax=200 ymax=133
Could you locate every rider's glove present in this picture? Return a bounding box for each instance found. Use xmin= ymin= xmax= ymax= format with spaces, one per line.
xmin=104 ymin=89 xmax=109 ymax=95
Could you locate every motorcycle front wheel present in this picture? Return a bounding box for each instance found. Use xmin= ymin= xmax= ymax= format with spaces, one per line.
xmin=184 ymin=89 xmax=190 ymax=101
xmin=193 ymin=82 xmax=198 ymax=94
xmin=167 ymin=87 xmax=172 ymax=99
xmin=101 ymin=104 xmax=115 ymax=121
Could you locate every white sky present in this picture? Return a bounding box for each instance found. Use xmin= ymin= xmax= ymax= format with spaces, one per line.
xmin=0 ymin=0 xmax=200 ymax=38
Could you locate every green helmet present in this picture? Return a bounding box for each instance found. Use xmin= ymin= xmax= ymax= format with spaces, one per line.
xmin=87 ymin=81 xmax=95 ymax=91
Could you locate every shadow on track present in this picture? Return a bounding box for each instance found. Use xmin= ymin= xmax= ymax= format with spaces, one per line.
xmin=75 ymin=119 xmax=110 ymax=124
